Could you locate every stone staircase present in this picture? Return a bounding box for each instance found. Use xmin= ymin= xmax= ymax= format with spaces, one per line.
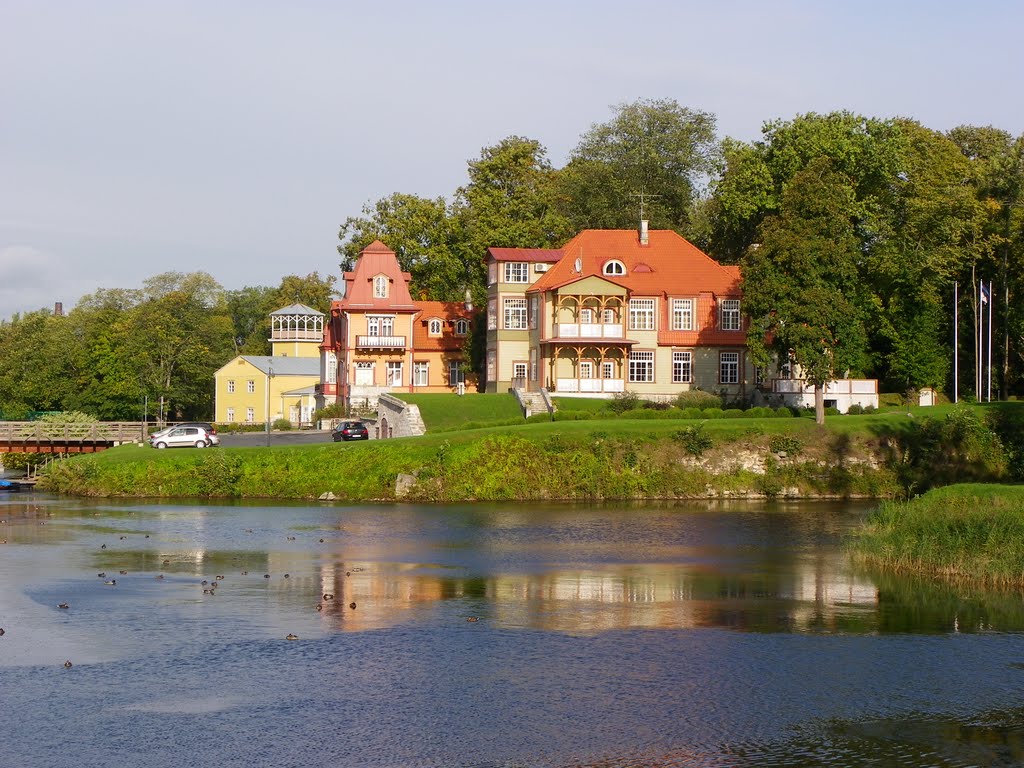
xmin=513 ymin=388 xmax=553 ymax=419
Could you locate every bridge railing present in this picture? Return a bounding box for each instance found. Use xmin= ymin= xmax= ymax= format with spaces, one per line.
xmin=0 ymin=422 xmax=146 ymax=443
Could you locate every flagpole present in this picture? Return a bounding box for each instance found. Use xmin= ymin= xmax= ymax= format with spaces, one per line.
xmin=977 ymin=280 xmax=982 ymax=398
xmin=987 ymin=279 xmax=993 ymax=402
xmin=954 ymin=281 xmax=958 ymax=403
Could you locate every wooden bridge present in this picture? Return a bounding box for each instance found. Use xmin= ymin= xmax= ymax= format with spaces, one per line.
xmin=0 ymin=422 xmax=147 ymax=454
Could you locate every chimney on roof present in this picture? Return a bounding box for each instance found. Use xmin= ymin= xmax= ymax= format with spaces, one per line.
xmin=464 ymin=287 xmax=473 ymax=312
xmin=639 ymin=219 xmax=649 ymax=246
xmin=54 ymin=302 xmax=63 ymax=317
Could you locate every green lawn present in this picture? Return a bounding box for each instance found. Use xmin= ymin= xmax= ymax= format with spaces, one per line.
xmin=399 ymin=392 xmax=525 ymax=431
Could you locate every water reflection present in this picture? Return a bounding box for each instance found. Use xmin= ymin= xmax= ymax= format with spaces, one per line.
xmin=4 ymin=494 xmax=1024 ymax=767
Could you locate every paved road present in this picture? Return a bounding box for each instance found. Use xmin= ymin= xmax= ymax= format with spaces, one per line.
xmin=217 ymin=430 xmax=337 ymax=448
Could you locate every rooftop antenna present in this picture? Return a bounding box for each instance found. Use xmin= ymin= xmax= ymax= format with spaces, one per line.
xmin=630 ymin=188 xmax=660 ymax=246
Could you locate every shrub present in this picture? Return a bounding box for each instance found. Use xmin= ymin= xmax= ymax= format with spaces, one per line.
xmin=847 ymin=404 xmax=864 ymax=415
xmin=768 ymin=435 xmax=803 ymax=456
xmin=673 ymin=390 xmax=722 ymax=410
xmin=863 ymin=404 xmax=876 ymax=414
xmin=773 ymin=407 xmax=795 ymax=418
xmin=552 ymin=411 xmax=594 ymax=421
xmin=679 ymin=407 xmax=703 ymax=419
xmin=607 ymin=391 xmax=641 ymax=414
xmin=825 ymin=407 xmax=841 ymax=416
xmin=701 ymin=407 xmax=724 ymax=419
xmin=312 ymin=403 xmax=347 ymax=422
xmin=746 ymin=407 xmax=774 ymax=419
xmin=642 ymin=399 xmax=672 ymax=410
xmin=672 ymin=424 xmax=713 ymax=456
xmin=272 ymin=418 xmax=293 ymax=431
xmin=723 ymin=408 xmax=746 ymax=418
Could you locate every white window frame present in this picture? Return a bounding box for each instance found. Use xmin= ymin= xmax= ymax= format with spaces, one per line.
xmin=672 ymin=351 xmax=692 ymax=383
xmin=580 ymin=308 xmax=593 ymax=323
xmin=449 ymin=360 xmax=465 ymax=385
xmin=672 ymin=299 xmax=694 ymax=331
xmin=602 ymin=308 xmax=616 ymax=325
xmin=246 ymin=407 xmax=255 ymax=423
xmin=368 ymin=316 xmax=394 ymax=337
xmin=579 ymin=361 xmax=594 ymax=379
xmin=227 ymin=380 xmax=235 ymax=394
xmin=247 ymin=380 xmax=255 ymax=394
xmin=628 ymin=350 xmax=654 ymax=383
xmin=487 ymin=299 xmax=497 ymax=331
xmin=428 ymin=318 xmax=442 ymax=336
xmin=454 ymin=319 xmax=468 ymax=335
xmin=354 ymin=361 xmax=374 ymax=386
xmin=326 ymin=352 xmax=338 ymax=385
xmin=629 ymin=298 xmax=655 ymax=331
xmin=720 ymin=299 xmax=741 ymax=331
xmin=720 ymin=351 xmax=740 ymax=384
xmin=503 ymin=298 xmax=527 ymax=330
xmin=504 ymin=262 xmax=529 ymax=283
xmin=413 ymin=361 xmax=429 ymax=387
xmin=603 ymin=260 xmax=626 ymax=276
xmin=602 ymin=361 xmax=615 ymax=380
xmin=373 ymin=275 xmax=388 ymax=299
xmin=386 ymin=361 xmax=403 ymax=387
xmin=226 ymin=407 xmax=235 ymax=423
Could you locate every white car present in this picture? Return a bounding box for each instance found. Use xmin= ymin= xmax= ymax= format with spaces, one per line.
xmin=149 ymin=426 xmax=219 ymax=449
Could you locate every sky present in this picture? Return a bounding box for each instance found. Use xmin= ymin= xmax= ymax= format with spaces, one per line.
xmin=3 ymin=0 xmax=1023 ymax=320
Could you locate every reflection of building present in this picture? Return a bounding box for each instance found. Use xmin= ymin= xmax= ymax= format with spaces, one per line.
xmin=320 ymin=241 xmax=475 ymax=411
xmin=214 ymin=304 xmax=323 ymax=426
xmin=484 ymin=224 xmax=753 ymax=400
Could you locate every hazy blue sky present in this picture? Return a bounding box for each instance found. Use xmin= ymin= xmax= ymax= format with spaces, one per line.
xmin=3 ymin=0 xmax=1022 ymax=319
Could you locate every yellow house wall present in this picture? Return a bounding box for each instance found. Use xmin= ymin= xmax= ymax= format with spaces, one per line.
xmin=215 ymin=357 xmax=319 ymax=424
xmin=270 ymin=339 xmax=321 ymax=358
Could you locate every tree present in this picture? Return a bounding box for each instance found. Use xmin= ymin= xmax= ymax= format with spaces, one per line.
xmin=225 ymin=285 xmax=277 ymax=355
xmin=557 ymin=99 xmax=718 ymax=233
xmin=273 ymin=272 xmax=337 ymax=314
xmin=743 ymin=158 xmax=870 ymax=424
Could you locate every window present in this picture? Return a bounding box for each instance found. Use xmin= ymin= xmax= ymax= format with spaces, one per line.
xmin=326 ymin=352 xmax=337 ymax=385
xmin=486 ymin=351 xmax=496 ymax=380
xmin=512 ymin=362 xmax=528 ymax=384
xmin=720 ymin=299 xmax=741 ymax=331
xmin=529 ymin=296 xmax=539 ymax=329
xmin=245 ymin=407 xmax=255 ymax=423
xmin=247 ymin=380 xmax=255 ymax=394
xmin=227 ymin=380 xmax=235 ymax=394
xmin=413 ymin=361 xmax=428 ymax=387
xmin=603 ymin=260 xmax=626 ymax=276
xmin=487 ymin=299 xmax=497 ymax=330
xmin=373 ymin=275 xmax=388 ymax=298
xmin=449 ymin=361 xmax=465 ymax=385
xmin=454 ymin=318 xmax=468 ymax=335
xmin=368 ymin=316 xmax=394 ymax=337
xmin=428 ymin=318 xmax=442 ymax=336
xmin=602 ymin=308 xmax=616 ymax=325
xmin=386 ymin=361 xmax=403 ymax=387
xmin=602 ymin=361 xmax=615 ymax=380
xmin=628 ymin=350 xmax=654 ymax=383
xmin=672 ymin=299 xmax=694 ymax=331
xmin=629 ymin=298 xmax=655 ymax=331
xmin=226 ymin=407 xmax=235 ymax=423
xmin=504 ymin=298 xmax=527 ymax=330
xmin=580 ymin=308 xmax=593 ymax=324
xmin=529 ymin=348 xmax=538 ymax=381
xmin=504 ymin=262 xmax=529 ymax=283
xmin=720 ymin=352 xmax=739 ymax=384
xmin=672 ymin=351 xmax=692 ymax=383
xmin=580 ymin=361 xmax=594 ymax=379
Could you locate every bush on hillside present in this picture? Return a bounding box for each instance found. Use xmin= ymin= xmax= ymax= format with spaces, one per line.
xmin=723 ymin=408 xmax=746 ymax=418
xmin=679 ymin=407 xmax=704 ymax=419
xmin=673 ymin=390 xmax=722 ymax=410
xmin=272 ymin=418 xmax=293 ymax=431
xmin=607 ymin=391 xmax=641 ymax=414
xmin=702 ymin=407 xmax=724 ymax=419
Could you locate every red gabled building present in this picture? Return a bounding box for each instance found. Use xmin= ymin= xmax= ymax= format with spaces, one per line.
xmin=320 ymin=241 xmax=474 ymax=409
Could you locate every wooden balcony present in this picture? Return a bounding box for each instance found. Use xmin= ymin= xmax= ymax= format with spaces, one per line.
xmin=553 ymin=323 xmax=624 ymax=339
xmin=356 ymin=335 xmax=406 ymax=349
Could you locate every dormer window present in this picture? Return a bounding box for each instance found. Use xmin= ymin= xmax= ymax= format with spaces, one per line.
xmin=454 ymin=318 xmax=468 ymax=336
xmin=428 ymin=318 xmax=442 ymax=336
xmin=603 ymin=260 xmax=626 ymax=276
xmin=373 ymin=275 xmax=389 ymax=299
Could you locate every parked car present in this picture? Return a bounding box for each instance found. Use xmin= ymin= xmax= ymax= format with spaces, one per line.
xmin=332 ymin=421 xmax=369 ymax=442
xmin=150 ymin=425 xmax=220 ymax=449
xmin=149 ymin=422 xmax=217 ymax=441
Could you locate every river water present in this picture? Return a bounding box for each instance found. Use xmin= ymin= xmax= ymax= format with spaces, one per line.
xmin=2 ymin=493 xmax=1024 ymax=767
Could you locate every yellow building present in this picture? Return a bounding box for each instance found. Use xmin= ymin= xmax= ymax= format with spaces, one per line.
xmin=214 ymin=304 xmax=325 ymax=426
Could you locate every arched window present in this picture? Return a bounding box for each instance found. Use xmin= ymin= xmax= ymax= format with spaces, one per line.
xmin=603 ymin=260 xmax=626 ymax=276
xmin=428 ymin=318 xmax=442 ymax=336
xmin=454 ymin=319 xmax=468 ymax=335
xmin=373 ymin=275 xmax=388 ymax=298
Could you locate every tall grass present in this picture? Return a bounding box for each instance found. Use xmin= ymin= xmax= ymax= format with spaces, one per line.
xmin=851 ymin=484 xmax=1024 ymax=586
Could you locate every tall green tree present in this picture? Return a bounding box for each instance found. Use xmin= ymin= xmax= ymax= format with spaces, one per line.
xmin=743 ymin=158 xmax=870 ymax=424
xmin=557 ymin=98 xmax=718 ymax=233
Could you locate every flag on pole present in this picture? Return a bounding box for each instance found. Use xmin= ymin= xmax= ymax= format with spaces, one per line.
xmin=981 ymin=283 xmax=990 ymax=305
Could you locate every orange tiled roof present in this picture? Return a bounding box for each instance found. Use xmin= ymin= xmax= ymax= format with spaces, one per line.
xmin=529 ymin=229 xmax=740 ymax=297
xmin=412 ymin=301 xmax=472 ymax=352
xmin=486 ymin=247 xmax=563 ymax=263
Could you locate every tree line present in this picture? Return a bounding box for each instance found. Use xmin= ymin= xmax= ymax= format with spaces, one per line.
xmin=2 ymin=99 xmax=1022 ymax=420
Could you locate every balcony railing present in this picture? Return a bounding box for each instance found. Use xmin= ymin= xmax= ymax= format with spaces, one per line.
xmin=356 ymin=335 xmax=406 ymax=349
xmin=556 ymin=378 xmax=625 ymax=393
xmin=552 ymin=323 xmax=624 ymax=339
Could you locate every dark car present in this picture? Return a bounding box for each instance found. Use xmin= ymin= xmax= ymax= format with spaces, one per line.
xmin=332 ymin=421 xmax=369 ymax=442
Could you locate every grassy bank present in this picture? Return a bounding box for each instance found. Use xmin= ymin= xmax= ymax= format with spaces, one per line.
xmin=850 ymin=484 xmax=1024 ymax=586
xmin=40 ymin=416 xmax=899 ymax=501
xmin=38 ymin=403 xmax=1023 ymax=502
